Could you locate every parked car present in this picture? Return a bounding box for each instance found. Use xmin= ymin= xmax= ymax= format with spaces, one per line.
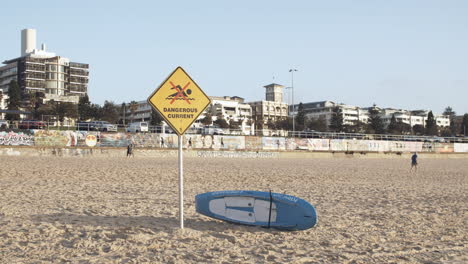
xmin=91 ymin=121 xmax=117 ymax=132
xmin=18 ymin=120 xmax=46 ymax=129
xmin=76 ymin=122 xmax=97 ymax=131
xmin=202 ymin=125 xmax=224 ymax=135
xmin=0 ymin=120 xmax=9 ymax=129
xmin=126 ymin=122 xmax=149 ymax=133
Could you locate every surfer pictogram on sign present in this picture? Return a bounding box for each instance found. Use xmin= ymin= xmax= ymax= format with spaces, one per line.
xmin=147 ymin=67 xmax=211 ymax=135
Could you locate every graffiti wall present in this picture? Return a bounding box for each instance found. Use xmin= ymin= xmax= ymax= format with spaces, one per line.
xmin=262 ymin=137 xmax=286 ymax=151
xmin=285 ymin=138 xmax=309 ymax=150
xmin=34 ymin=130 xmax=78 ymax=147
xmin=388 ymin=141 xmax=423 ymax=153
xmin=308 ymin=139 xmax=330 ymax=151
xmin=212 ymin=135 xmax=245 ymax=150
xmin=434 ymin=143 xmax=454 ymax=153
xmin=0 ymin=131 xmax=34 ymax=146
xmin=131 ymin=133 xmax=161 ymax=148
xmin=245 ymin=136 xmax=262 ymax=151
xmin=329 ymin=140 xmax=348 ymax=151
xmin=1 ymin=129 xmax=467 ymax=154
xmin=454 ymin=143 xmax=468 ymax=153
xmin=189 ymin=135 xmax=214 ymax=149
xmin=285 ymin=138 xmax=330 ymax=151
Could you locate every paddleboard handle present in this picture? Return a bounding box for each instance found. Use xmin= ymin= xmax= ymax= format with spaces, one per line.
xmin=268 ymin=190 xmax=273 ymax=228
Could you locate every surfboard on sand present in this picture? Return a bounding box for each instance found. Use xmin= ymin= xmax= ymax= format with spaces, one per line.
xmin=195 ymin=190 xmax=318 ymax=230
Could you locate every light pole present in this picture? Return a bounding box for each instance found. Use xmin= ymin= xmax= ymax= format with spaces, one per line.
xmin=289 ymin=69 xmax=298 ymax=132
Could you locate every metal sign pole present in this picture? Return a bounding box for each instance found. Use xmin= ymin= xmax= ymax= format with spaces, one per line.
xmin=178 ymin=134 xmax=184 ymax=229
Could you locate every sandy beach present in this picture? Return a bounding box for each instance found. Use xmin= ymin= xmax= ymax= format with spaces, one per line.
xmin=0 ymin=155 xmax=466 ymax=263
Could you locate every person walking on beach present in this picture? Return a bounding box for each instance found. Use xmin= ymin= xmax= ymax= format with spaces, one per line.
xmin=127 ymin=143 xmax=134 ymax=157
xmin=410 ymin=152 xmax=418 ymax=171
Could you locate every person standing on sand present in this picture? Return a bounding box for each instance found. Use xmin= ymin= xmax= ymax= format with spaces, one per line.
xmin=410 ymin=152 xmax=418 ymax=171
xmin=127 ymin=143 xmax=134 ymax=157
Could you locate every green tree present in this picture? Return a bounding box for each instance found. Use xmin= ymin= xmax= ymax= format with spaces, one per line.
xmin=23 ymin=91 xmax=45 ymax=119
xmin=443 ymin=106 xmax=457 ymax=136
xmin=425 ymin=111 xmax=437 ymax=135
xmin=100 ymin=101 xmax=120 ymax=124
xmin=229 ymin=119 xmax=241 ymax=130
xmin=78 ymin=94 xmax=93 ymax=121
xmin=461 ymin=114 xmax=468 ymax=136
xmin=200 ymin=112 xmax=213 ymax=126
xmin=213 ymin=114 xmax=229 ymax=128
xmin=266 ymin=118 xmax=276 ymax=130
xmin=36 ymin=103 xmax=54 ymax=119
xmin=47 ymin=101 xmax=78 ymax=123
xmin=275 ymin=117 xmax=291 ymax=130
xmin=89 ymin=103 xmax=102 ymax=120
xmin=395 ymin=121 xmax=411 ymax=135
xmin=129 ymin=101 xmax=138 ymax=123
xmin=120 ymin=102 xmax=127 ymax=125
xmin=306 ymin=116 xmax=327 ymax=132
xmin=412 ymin=124 xmax=425 ymax=135
xmin=329 ymin=106 xmax=343 ymax=132
xmin=387 ymin=114 xmax=398 ymax=134
xmin=367 ymin=106 xmax=385 ymax=134
xmin=295 ymin=102 xmax=306 ymax=131
xmin=150 ymin=109 xmax=163 ymax=126
xmin=5 ymin=80 xmax=22 ymax=120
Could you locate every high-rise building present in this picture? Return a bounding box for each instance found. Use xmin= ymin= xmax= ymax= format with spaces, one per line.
xmin=0 ymin=29 xmax=89 ymax=104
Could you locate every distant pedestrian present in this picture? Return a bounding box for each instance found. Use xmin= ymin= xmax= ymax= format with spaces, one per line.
xmin=188 ymin=137 xmax=192 ymax=148
xmin=160 ymin=137 xmax=165 ymax=148
xmin=410 ymin=152 xmax=418 ymax=171
xmin=221 ymin=137 xmax=224 ymax=148
xmin=127 ymin=143 xmax=134 ymax=157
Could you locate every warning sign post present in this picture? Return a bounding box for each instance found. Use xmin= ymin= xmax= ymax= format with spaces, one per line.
xmin=147 ymin=67 xmax=210 ymax=229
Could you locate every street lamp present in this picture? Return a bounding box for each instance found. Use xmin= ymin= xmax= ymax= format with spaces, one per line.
xmin=289 ymin=69 xmax=298 ymax=132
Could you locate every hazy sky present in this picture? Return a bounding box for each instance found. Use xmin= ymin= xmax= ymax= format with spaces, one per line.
xmin=2 ymin=1 xmax=467 ymax=114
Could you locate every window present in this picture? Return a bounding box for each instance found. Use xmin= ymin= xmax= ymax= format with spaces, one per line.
xmin=48 ymin=65 xmax=57 ymax=71
xmin=47 ymin=73 xmax=57 ymax=80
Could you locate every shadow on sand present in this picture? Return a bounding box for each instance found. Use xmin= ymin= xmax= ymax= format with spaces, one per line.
xmin=30 ymin=213 xmax=276 ymax=234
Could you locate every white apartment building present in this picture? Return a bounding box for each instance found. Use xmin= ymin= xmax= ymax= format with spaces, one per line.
xmin=381 ymin=109 xmax=450 ymax=127
xmin=298 ymin=101 xmax=450 ymax=128
xmin=301 ymin=101 xmax=362 ymax=126
xmin=196 ymin=96 xmax=253 ymax=133
xmin=122 ymin=96 xmax=254 ymax=133
xmin=204 ymin=96 xmax=252 ymax=122
xmin=122 ymin=100 xmax=152 ymax=124
xmin=0 ymin=29 xmax=88 ymax=106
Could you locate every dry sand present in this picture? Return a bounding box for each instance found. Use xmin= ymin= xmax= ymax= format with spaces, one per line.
xmin=0 ymin=155 xmax=466 ymax=263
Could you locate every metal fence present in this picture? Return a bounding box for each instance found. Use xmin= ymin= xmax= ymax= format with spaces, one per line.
xmin=1 ymin=120 xmax=467 ymax=143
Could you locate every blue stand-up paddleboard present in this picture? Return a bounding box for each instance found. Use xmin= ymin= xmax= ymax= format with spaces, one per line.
xmin=195 ymin=190 xmax=318 ymax=230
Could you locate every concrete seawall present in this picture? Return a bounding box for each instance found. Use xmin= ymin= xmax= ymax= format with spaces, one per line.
xmin=1 ymin=146 xmax=468 ymax=159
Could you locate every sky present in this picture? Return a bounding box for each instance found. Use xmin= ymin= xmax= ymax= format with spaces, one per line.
xmin=2 ymin=0 xmax=468 ymax=114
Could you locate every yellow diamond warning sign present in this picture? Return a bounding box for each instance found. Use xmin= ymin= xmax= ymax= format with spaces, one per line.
xmin=147 ymin=67 xmax=211 ymax=135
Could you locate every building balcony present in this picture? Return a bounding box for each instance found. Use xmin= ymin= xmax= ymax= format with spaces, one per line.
xmin=69 ymin=62 xmax=89 ymax=69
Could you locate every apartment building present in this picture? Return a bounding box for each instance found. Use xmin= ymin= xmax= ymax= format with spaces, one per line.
xmin=301 ymin=101 xmax=363 ymax=126
xmin=298 ymin=101 xmax=450 ymax=128
xmin=122 ymin=100 xmax=152 ymax=124
xmin=0 ymin=29 xmax=89 ymax=105
xmin=248 ymin=83 xmax=288 ymax=129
